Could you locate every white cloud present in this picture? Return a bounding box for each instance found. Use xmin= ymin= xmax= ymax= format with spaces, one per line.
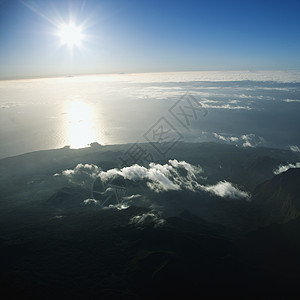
xmin=213 ymin=133 xmax=228 ymax=141
xmin=284 ymin=99 xmax=300 ymax=103
xmin=242 ymin=141 xmax=253 ymax=148
xmin=110 ymin=160 xmax=250 ymax=200
xmin=114 ymin=70 xmax=300 ymax=83
xmin=210 ymin=132 xmax=264 ymax=148
xmin=63 ymin=163 xmax=100 ymax=178
xmin=102 ymin=203 xmax=130 ymax=210
xmin=201 ymin=181 xmax=250 ymax=200
xmin=122 ymin=194 xmax=142 ymax=200
xmin=99 ymin=159 xmax=203 ymax=193
xmin=83 ymin=199 xmax=99 ymax=206
xmin=130 ymin=212 xmax=166 ymax=228
xmin=241 ymin=134 xmax=254 ymax=147
xmin=273 ymin=162 xmax=300 ymax=175
xmin=239 ymin=134 xmax=264 ymax=148
xmin=62 ymin=160 xmax=249 ymax=202
xmin=236 ymin=94 xmax=254 ymax=99
xmin=212 ymin=133 xmax=241 ymax=143
xmin=230 ymin=137 xmax=239 ymax=142
xmin=203 ymin=103 xmax=252 ymax=110
xmin=62 ymin=163 xmax=101 ymax=187
xmin=289 ymin=145 xmax=300 ymax=153
xmin=50 ymin=215 xmax=66 ymax=220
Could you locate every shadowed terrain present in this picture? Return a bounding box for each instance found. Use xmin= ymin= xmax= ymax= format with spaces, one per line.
xmin=0 ymin=142 xmax=300 ymax=298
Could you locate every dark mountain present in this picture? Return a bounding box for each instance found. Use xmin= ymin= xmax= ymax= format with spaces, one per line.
xmin=239 ymin=216 xmax=300 ymax=298
xmin=46 ymin=186 xmax=91 ymax=208
xmin=247 ymin=155 xmax=279 ymax=183
xmin=1 ymin=143 xmax=300 ymax=298
xmin=0 ymin=205 xmax=254 ymax=299
xmin=252 ymin=168 xmax=300 ymax=225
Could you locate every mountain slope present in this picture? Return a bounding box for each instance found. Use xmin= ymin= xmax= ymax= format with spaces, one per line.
xmin=253 ymin=168 xmax=300 ymax=225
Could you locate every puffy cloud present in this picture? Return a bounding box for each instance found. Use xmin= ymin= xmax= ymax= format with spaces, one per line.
xmin=102 ymin=203 xmax=130 ymax=210
xmin=62 ymin=160 xmax=249 ymax=201
xmin=213 ymin=133 xmax=228 ymax=141
xmin=241 ymin=134 xmax=256 ymax=147
xmin=238 ymin=133 xmax=264 ymax=148
xmin=63 ymin=163 xmax=100 ymax=178
xmin=273 ymin=162 xmax=300 ymax=175
xmin=110 ymin=161 xmax=250 ymax=200
xmin=201 ymin=181 xmax=250 ymax=200
xmin=98 ymin=159 xmax=203 ymax=193
xmin=241 ymin=141 xmax=253 ymax=148
xmin=230 ymin=137 xmax=239 ymax=142
xmin=83 ymin=199 xmax=129 ymax=210
xmin=130 ymin=212 xmax=166 ymax=228
xmin=289 ymin=145 xmax=300 ymax=153
xmin=83 ymin=199 xmax=99 ymax=206
xmin=123 ymin=194 xmax=142 ymax=200
xmin=210 ymin=132 xmax=264 ymax=148
xmin=62 ymin=163 xmax=101 ymax=187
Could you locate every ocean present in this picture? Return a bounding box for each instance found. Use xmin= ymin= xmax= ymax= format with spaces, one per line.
xmin=0 ymin=71 xmax=300 ymax=159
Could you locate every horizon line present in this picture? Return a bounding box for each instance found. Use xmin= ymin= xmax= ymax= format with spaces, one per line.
xmin=1 ymin=69 xmax=300 ymax=82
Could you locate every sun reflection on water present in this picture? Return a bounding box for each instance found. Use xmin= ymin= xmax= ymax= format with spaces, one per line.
xmin=66 ymin=100 xmax=99 ymax=149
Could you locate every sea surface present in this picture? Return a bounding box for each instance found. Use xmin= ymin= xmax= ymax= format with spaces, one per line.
xmin=0 ymin=71 xmax=300 ymax=159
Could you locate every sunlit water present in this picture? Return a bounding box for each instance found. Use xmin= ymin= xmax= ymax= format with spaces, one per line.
xmin=0 ymin=71 xmax=300 ymax=159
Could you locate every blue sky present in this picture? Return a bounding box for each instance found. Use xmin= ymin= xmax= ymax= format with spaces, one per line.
xmin=0 ymin=0 xmax=299 ymax=78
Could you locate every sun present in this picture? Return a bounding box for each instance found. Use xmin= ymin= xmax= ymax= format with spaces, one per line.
xmin=58 ymin=22 xmax=83 ymax=48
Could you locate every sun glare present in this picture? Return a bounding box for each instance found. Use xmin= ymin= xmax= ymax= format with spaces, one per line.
xmin=58 ymin=22 xmax=83 ymax=48
xmin=66 ymin=100 xmax=98 ymax=149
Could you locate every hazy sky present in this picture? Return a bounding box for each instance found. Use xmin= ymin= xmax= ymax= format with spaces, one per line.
xmin=0 ymin=0 xmax=299 ymax=79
